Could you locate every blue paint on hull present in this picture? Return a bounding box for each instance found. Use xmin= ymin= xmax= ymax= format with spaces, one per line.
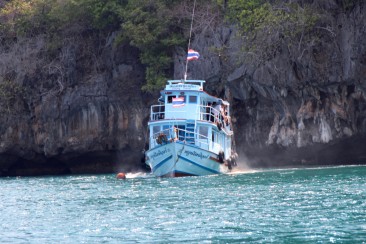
xmin=146 ymin=142 xmax=226 ymax=177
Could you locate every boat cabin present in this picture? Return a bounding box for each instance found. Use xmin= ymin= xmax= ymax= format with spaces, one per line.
xmin=148 ymin=80 xmax=233 ymax=158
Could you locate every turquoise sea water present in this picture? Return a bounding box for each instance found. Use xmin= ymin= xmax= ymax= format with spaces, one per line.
xmin=0 ymin=165 xmax=365 ymax=243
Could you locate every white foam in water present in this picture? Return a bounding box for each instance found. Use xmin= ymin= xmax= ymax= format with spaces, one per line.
xmin=228 ymin=164 xmax=258 ymax=175
xmin=125 ymin=172 xmax=153 ymax=179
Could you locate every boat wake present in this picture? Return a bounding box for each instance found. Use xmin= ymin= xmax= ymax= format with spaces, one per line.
xmin=228 ymin=166 xmax=257 ymax=175
xmin=125 ymin=172 xmax=154 ymax=179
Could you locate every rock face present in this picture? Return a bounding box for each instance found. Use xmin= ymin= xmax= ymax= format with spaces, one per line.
xmin=178 ymin=2 xmax=366 ymax=167
xmin=0 ymin=2 xmax=365 ymax=176
xmin=0 ymin=34 xmax=151 ymax=176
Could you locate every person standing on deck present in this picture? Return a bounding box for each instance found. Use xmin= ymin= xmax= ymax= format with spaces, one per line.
xmin=213 ymin=100 xmax=223 ymax=122
xmin=171 ymin=126 xmax=178 ymax=142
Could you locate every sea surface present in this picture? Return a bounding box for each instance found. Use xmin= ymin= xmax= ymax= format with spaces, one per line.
xmin=0 ymin=165 xmax=365 ymax=243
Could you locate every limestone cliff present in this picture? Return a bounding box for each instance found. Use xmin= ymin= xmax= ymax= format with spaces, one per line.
xmin=0 ymin=1 xmax=365 ymax=176
xmin=0 ymin=33 xmax=151 ymax=176
xmin=179 ymin=1 xmax=366 ymax=167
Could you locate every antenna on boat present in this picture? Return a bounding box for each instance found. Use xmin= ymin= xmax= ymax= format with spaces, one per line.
xmin=184 ymin=0 xmax=197 ymax=82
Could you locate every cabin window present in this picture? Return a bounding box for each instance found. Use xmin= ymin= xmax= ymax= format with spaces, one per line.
xmin=167 ymin=95 xmax=175 ymax=103
xmin=189 ymin=96 xmax=197 ymax=104
xmin=199 ymin=126 xmax=208 ymax=139
xmin=212 ymin=131 xmax=218 ymax=142
xmin=153 ymin=126 xmax=160 ymax=135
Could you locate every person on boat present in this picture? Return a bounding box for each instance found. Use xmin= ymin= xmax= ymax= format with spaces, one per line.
xmin=213 ymin=100 xmax=226 ymax=123
xmin=224 ymin=112 xmax=231 ymax=130
xmin=221 ymin=104 xmax=229 ymax=125
xmin=221 ymin=103 xmax=226 ymax=118
xmin=171 ymin=126 xmax=178 ymax=142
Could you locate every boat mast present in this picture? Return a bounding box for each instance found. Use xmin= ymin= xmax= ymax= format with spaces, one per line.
xmin=184 ymin=0 xmax=197 ymax=81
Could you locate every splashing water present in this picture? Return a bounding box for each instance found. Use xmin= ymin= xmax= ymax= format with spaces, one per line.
xmin=125 ymin=171 xmax=153 ymax=179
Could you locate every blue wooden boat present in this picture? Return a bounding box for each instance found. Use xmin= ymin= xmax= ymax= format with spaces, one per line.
xmin=145 ymin=80 xmax=237 ymax=177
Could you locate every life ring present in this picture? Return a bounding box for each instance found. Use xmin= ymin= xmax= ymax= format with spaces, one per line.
xmin=161 ymin=134 xmax=168 ymax=143
xmin=156 ymin=134 xmax=168 ymax=145
xmin=156 ymin=136 xmax=162 ymax=144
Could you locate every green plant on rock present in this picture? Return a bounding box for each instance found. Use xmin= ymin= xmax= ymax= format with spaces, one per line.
xmin=118 ymin=0 xmax=186 ymax=92
xmin=226 ymin=0 xmax=265 ymax=33
xmin=0 ymin=0 xmax=36 ymax=37
xmin=0 ymin=0 xmax=212 ymax=93
xmin=0 ymin=0 xmax=122 ymax=39
xmin=226 ymin=1 xmax=320 ymax=62
xmin=45 ymin=0 xmax=124 ymax=31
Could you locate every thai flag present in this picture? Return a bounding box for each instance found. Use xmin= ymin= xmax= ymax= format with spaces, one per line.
xmin=187 ymin=49 xmax=200 ymax=61
xmin=172 ymin=97 xmax=185 ymax=107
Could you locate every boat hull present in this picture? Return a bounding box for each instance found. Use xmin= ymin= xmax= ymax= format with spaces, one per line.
xmin=146 ymin=141 xmax=229 ymax=177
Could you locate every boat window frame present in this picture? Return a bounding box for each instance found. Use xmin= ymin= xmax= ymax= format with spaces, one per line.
xmin=199 ymin=126 xmax=208 ymax=139
xmin=189 ymin=95 xmax=197 ymax=104
xmin=212 ymin=130 xmax=218 ymax=143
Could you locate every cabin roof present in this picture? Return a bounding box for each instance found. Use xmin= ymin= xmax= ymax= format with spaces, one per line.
xmin=167 ymin=79 xmax=205 ymax=85
xmin=160 ymin=80 xmax=230 ymax=105
xmin=165 ymin=80 xmax=204 ymax=91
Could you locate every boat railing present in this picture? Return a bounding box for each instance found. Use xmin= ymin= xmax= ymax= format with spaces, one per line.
xmin=150 ymin=104 xmax=165 ymax=120
xmin=150 ymin=104 xmax=230 ymax=128
xmin=200 ymin=105 xmax=231 ymax=131
xmin=199 ymin=105 xmax=221 ymax=124
xmin=150 ymin=127 xmax=210 ymax=149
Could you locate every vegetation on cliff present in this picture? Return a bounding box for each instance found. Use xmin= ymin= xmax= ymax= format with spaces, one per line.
xmin=0 ymin=0 xmax=191 ymax=92
xmin=226 ymin=1 xmax=319 ymax=63
xmin=1 ymin=0 xmax=361 ymax=93
xmin=118 ymin=1 xmax=187 ymax=91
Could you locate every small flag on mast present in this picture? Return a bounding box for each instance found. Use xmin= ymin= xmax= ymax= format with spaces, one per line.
xmin=187 ymin=49 xmax=200 ymax=61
